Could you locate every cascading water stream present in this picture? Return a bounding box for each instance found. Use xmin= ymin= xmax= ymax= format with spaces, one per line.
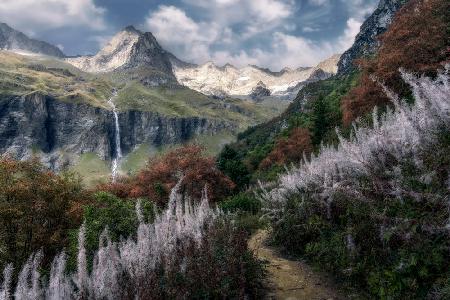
xmin=108 ymin=91 xmax=122 ymax=181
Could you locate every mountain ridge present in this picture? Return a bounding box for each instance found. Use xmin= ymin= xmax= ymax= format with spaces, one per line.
xmin=172 ymin=54 xmax=341 ymax=100
xmin=0 ymin=23 xmax=65 ymax=57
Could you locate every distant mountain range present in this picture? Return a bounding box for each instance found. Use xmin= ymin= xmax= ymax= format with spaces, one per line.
xmin=0 ymin=22 xmax=340 ymax=101
xmin=0 ymin=23 xmax=296 ymax=182
xmin=0 ymin=21 xmax=340 ymax=182
xmin=171 ymin=55 xmax=340 ymax=100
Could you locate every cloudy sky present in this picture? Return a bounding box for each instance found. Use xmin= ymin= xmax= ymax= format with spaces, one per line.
xmin=0 ymin=0 xmax=378 ymax=70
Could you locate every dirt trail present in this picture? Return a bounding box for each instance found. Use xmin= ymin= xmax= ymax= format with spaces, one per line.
xmin=249 ymin=230 xmax=345 ymax=300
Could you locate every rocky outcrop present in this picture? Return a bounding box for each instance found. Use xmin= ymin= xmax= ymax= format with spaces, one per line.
xmin=250 ymin=81 xmax=271 ymax=101
xmin=337 ymin=0 xmax=408 ymax=75
xmin=0 ymin=23 xmax=65 ymax=57
xmin=0 ymin=93 xmax=234 ymax=170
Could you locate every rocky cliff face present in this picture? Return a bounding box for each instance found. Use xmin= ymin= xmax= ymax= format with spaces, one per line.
xmin=337 ymin=0 xmax=407 ymax=75
xmin=0 ymin=23 xmax=65 ymax=57
xmin=0 ymin=93 xmax=234 ymax=171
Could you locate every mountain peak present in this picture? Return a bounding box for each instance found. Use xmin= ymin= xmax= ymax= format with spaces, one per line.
xmin=0 ymin=22 xmax=65 ymax=57
xmin=66 ymin=26 xmax=176 ymax=83
xmin=123 ymin=25 xmax=141 ymax=34
xmin=0 ymin=22 xmax=11 ymax=30
xmin=66 ymin=27 xmax=142 ymax=73
xmin=172 ymin=54 xmax=340 ymax=100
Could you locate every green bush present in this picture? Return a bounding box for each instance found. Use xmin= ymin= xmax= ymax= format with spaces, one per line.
xmin=68 ymin=192 xmax=155 ymax=270
xmin=220 ymin=193 xmax=261 ymax=214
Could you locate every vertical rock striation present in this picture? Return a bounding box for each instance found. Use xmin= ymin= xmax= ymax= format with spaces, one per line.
xmin=0 ymin=93 xmax=235 ymax=170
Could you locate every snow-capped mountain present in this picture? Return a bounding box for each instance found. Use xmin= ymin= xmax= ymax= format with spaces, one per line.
xmin=171 ymin=54 xmax=341 ymax=100
xmin=66 ymin=26 xmax=174 ymax=79
xmin=64 ymin=25 xmax=339 ymax=100
xmin=66 ymin=26 xmax=141 ymax=73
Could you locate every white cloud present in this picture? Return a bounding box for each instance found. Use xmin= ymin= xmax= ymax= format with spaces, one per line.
xmin=0 ymin=0 xmax=107 ymax=34
xmin=145 ymin=1 xmax=297 ymax=66
xmin=182 ymin=0 xmax=294 ymax=37
xmin=247 ymin=0 xmax=292 ymax=23
xmin=302 ymin=26 xmax=320 ymax=33
xmin=145 ymin=5 xmax=223 ymax=62
xmin=211 ymin=32 xmax=336 ymax=70
xmin=337 ymin=18 xmax=362 ymax=50
xmin=145 ymin=0 xmax=374 ymax=70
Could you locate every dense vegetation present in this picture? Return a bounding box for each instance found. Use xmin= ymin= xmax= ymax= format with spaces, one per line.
xmin=341 ymin=0 xmax=449 ymax=125
xmin=0 ymin=158 xmax=89 ymax=272
xmin=99 ymin=145 xmax=235 ymax=206
xmin=218 ymin=0 xmax=449 ymax=185
xmin=217 ymin=0 xmax=450 ymax=298
xmin=264 ymin=70 xmax=449 ymax=298
xmin=0 ymin=150 xmax=265 ymax=299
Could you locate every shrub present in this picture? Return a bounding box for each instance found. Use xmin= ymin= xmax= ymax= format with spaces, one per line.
xmin=263 ymin=71 xmax=450 ymax=298
xmin=259 ymin=128 xmax=313 ymax=170
xmin=0 ymin=158 xmax=90 ymax=272
xmin=1 ymin=182 xmax=265 ymax=299
xmin=99 ymin=145 xmax=235 ymax=206
xmin=342 ymin=0 xmax=449 ymax=126
xmin=216 ymin=145 xmax=250 ymax=189
xmin=220 ymin=192 xmax=261 ymax=214
xmin=67 ymin=192 xmax=155 ymax=270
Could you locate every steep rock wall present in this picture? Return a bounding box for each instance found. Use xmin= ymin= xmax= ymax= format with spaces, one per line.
xmin=0 ymin=93 xmax=234 ymax=170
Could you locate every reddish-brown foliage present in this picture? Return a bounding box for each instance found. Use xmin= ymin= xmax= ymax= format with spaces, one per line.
xmin=259 ymin=128 xmax=313 ymax=170
xmin=0 ymin=157 xmax=91 ymax=269
xmin=99 ymin=145 xmax=235 ymax=206
xmin=342 ymin=0 xmax=449 ymax=126
xmin=342 ymin=70 xmax=389 ymax=126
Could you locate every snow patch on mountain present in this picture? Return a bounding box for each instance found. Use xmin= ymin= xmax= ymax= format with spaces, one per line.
xmin=172 ymin=54 xmax=341 ymax=100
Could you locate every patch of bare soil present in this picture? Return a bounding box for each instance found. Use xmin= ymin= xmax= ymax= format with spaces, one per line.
xmin=249 ymin=230 xmax=347 ymax=300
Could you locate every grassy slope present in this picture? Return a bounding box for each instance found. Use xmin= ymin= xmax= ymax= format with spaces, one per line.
xmin=0 ymin=51 xmax=285 ymax=124
xmin=0 ymin=51 xmax=288 ymax=184
xmin=0 ymin=51 xmax=113 ymax=107
xmin=218 ymin=73 xmax=359 ymax=184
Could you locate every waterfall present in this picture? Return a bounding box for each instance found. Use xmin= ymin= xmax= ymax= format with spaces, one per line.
xmin=108 ymin=92 xmax=122 ymax=181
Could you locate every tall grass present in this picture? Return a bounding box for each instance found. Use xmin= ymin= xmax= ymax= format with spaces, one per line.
xmin=0 ymin=181 xmax=264 ymax=299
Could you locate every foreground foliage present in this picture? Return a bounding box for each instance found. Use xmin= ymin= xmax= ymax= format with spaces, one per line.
xmin=263 ymin=71 xmax=450 ymax=298
xmin=0 ymin=182 xmax=264 ymax=299
xmin=0 ymin=158 xmax=89 ymax=272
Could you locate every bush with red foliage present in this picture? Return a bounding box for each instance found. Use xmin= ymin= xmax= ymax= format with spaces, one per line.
xmin=342 ymin=0 xmax=449 ymax=125
xmin=259 ymin=128 xmax=313 ymax=170
xmin=0 ymin=157 xmax=90 ymax=270
xmin=99 ymin=145 xmax=235 ymax=206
